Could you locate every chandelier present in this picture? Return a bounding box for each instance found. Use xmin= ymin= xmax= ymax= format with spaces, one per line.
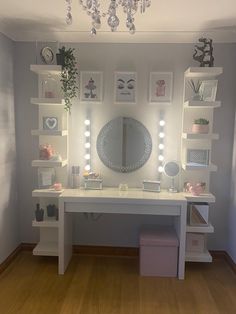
xmin=65 ymin=0 xmax=151 ymax=35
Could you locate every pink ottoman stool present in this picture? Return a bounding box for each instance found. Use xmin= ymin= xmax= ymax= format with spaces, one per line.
xmin=139 ymin=226 xmax=179 ymax=277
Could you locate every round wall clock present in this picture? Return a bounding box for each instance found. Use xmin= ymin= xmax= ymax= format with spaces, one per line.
xmin=40 ymin=47 xmax=54 ymax=64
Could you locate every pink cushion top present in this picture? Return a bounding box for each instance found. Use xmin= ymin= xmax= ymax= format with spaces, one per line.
xmin=140 ymin=226 xmax=179 ymax=247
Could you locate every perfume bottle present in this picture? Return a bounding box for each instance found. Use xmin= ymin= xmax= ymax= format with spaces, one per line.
xmin=71 ymin=166 xmax=80 ymax=188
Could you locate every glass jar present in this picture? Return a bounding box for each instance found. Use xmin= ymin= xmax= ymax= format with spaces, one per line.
xmin=42 ymin=74 xmax=57 ymax=98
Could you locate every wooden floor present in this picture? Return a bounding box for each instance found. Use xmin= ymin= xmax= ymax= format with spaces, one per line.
xmin=0 ymin=252 xmax=236 ymax=314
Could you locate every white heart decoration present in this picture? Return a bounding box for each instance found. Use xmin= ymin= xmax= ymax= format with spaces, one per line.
xmin=45 ymin=117 xmax=57 ymax=130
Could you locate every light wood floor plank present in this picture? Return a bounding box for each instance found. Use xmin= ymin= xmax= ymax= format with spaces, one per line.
xmin=0 ymin=252 xmax=236 ymax=314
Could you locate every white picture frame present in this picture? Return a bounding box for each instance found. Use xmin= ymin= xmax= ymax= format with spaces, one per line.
xmin=149 ymin=72 xmax=173 ymax=104
xmin=186 ymin=149 xmax=210 ymax=167
xmin=43 ymin=116 xmax=58 ymax=131
xmin=114 ymin=72 xmax=137 ymax=104
xmin=199 ymin=80 xmax=218 ymax=101
xmin=38 ymin=168 xmax=56 ymax=188
xmin=80 ymin=71 xmax=103 ymax=103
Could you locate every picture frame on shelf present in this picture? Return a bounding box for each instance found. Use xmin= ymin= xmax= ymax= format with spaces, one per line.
xmin=43 ymin=117 xmax=58 ymax=131
xmin=114 ymin=71 xmax=137 ymax=104
xmin=199 ymin=80 xmax=218 ymax=101
xmin=38 ymin=168 xmax=56 ymax=189
xmin=186 ymin=149 xmax=210 ymax=167
xmin=149 ymin=72 xmax=173 ymax=104
xmin=80 ymin=71 xmax=103 ymax=103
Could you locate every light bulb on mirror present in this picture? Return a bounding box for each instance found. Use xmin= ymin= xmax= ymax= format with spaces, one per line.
xmin=84 ymin=154 xmax=91 ymax=160
xmin=159 ymin=120 xmax=165 ymax=126
xmin=158 ymin=155 xmax=164 ymax=161
xmin=85 ymin=142 xmax=91 ymax=148
xmin=84 ymin=164 xmax=91 ymax=171
xmin=84 ymin=119 xmax=90 ymax=126
xmin=159 ymin=143 xmax=164 ymax=150
xmin=159 ymin=132 xmax=165 ymax=138
xmin=158 ymin=166 xmax=164 ymax=173
xmin=84 ymin=131 xmax=90 ymax=137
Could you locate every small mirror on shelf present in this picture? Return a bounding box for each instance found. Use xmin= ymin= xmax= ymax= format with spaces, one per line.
xmin=163 ymin=161 xmax=180 ymax=193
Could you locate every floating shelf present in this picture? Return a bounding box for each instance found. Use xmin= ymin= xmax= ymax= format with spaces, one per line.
xmin=30 ymin=65 xmax=62 ymax=75
xmin=32 ymin=220 xmax=59 ymax=228
xmin=30 ymin=98 xmax=64 ymax=106
xmin=185 ymin=67 xmax=223 ymax=78
xmin=185 ymin=250 xmax=212 ymax=262
xmin=31 ymin=130 xmax=68 ymax=136
xmin=32 ymin=189 xmax=63 ymax=198
xmin=186 ymin=223 xmax=214 ymax=233
xmin=182 ymin=133 xmax=219 ymax=140
xmin=31 ymin=159 xmax=68 ymax=168
xmin=183 ymin=193 xmax=215 ymax=203
xmin=33 ymin=242 xmax=58 ymax=257
xmin=182 ymin=163 xmax=217 ymax=172
xmin=184 ymin=100 xmax=221 ymax=108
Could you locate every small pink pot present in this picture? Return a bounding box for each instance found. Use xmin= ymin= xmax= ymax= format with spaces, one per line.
xmin=192 ymin=124 xmax=209 ymax=134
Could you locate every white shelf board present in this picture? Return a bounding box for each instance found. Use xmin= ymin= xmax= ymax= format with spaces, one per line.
xmin=185 ymin=250 xmax=212 ymax=262
xmin=32 ymin=220 xmax=59 ymax=228
xmin=30 ymin=64 xmax=62 ymax=75
xmin=33 ymin=242 xmax=58 ymax=257
xmin=30 ymin=98 xmax=64 ymax=106
xmin=183 ymin=193 xmax=215 ymax=203
xmin=32 ymin=159 xmax=68 ymax=167
xmin=182 ymin=163 xmax=217 ymax=172
xmin=31 ymin=129 xmax=68 ymax=136
xmin=184 ymin=100 xmax=221 ymax=108
xmin=186 ymin=223 xmax=214 ymax=233
xmin=182 ymin=133 xmax=219 ymax=140
xmin=32 ymin=189 xmax=63 ymax=197
xmin=185 ymin=67 xmax=223 ymax=78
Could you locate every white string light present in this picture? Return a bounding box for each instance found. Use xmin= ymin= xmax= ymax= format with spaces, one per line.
xmin=84 ymin=112 xmax=91 ymax=172
xmin=158 ymin=111 xmax=165 ymax=177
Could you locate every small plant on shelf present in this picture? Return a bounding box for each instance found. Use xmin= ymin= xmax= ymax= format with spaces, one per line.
xmin=192 ymin=118 xmax=209 ymax=134
xmin=194 ymin=118 xmax=209 ymax=125
xmin=57 ymin=46 xmax=79 ymax=113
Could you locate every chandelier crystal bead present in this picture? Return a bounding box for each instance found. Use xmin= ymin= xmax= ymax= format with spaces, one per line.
xmin=65 ymin=0 xmax=151 ymax=35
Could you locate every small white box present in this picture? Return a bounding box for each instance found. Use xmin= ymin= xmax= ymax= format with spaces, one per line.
xmin=189 ymin=203 xmax=209 ymax=226
xmin=186 ymin=233 xmax=205 ymax=253
xmin=143 ymin=180 xmax=161 ymax=192
xmin=84 ymin=179 xmax=102 ymax=190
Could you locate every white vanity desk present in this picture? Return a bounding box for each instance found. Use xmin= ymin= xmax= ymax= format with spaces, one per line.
xmin=58 ymin=188 xmax=187 ymax=279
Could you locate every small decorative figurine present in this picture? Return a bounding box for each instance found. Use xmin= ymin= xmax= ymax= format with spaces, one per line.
xmin=193 ymin=38 xmax=214 ymax=67
xmin=35 ymin=204 xmax=44 ymax=221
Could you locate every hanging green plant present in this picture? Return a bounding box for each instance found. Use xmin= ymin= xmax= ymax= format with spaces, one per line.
xmin=57 ymin=46 xmax=79 ymax=113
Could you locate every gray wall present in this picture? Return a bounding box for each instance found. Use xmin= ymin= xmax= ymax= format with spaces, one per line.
xmin=0 ymin=33 xmax=19 ymax=263
xmin=14 ymin=42 xmax=236 ymax=249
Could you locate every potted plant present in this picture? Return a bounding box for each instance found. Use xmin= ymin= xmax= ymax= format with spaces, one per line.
xmin=188 ymin=79 xmax=202 ymax=101
xmin=192 ymin=118 xmax=209 ymax=134
xmin=56 ymin=46 xmax=78 ymax=112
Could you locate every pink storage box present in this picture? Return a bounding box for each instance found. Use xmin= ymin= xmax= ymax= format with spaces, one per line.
xmin=139 ymin=227 xmax=179 ymax=277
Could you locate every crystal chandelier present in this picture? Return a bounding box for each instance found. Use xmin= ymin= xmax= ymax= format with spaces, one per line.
xmin=65 ymin=0 xmax=151 ymax=35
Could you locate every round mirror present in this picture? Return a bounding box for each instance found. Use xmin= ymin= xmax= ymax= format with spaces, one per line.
xmin=96 ymin=117 xmax=152 ymax=173
xmin=163 ymin=161 xmax=180 ymax=193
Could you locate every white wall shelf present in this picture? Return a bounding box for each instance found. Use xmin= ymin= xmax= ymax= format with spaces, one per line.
xmin=30 ymin=65 xmax=62 ymax=75
xmin=184 ymin=67 xmax=223 ymax=78
xmin=32 ymin=189 xmax=63 ymax=198
xmin=186 ymin=223 xmax=214 ymax=233
xmin=31 ymin=159 xmax=68 ymax=168
xmin=182 ymin=163 xmax=217 ymax=172
xmin=185 ymin=250 xmax=212 ymax=262
xmin=182 ymin=133 xmax=219 ymax=140
xmin=32 ymin=220 xmax=59 ymax=228
xmin=183 ymin=193 xmax=215 ymax=203
xmin=31 ymin=130 xmax=68 ymax=136
xmin=30 ymin=98 xmax=64 ymax=106
xmin=33 ymin=242 xmax=58 ymax=256
xmin=184 ymin=100 xmax=221 ymax=108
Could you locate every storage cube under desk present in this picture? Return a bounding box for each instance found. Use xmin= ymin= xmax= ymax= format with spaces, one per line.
xmin=139 ymin=226 xmax=179 ymax=277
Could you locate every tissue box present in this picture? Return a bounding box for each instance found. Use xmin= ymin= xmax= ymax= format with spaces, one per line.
xmin=142 ymin=180 xmax=161 ymax=192
xmin=84 ymin=179 xmax=102 ymax=190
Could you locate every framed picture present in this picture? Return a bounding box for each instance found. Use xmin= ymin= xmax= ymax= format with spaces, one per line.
xmin=149 ymin=72 xmax=173 ymax=104
xmin=114 ymin=72 xmax=137 ymax=104
xmin=186 ymin=149 xmax=210 ymax=166
xmin=199 ymin=80 xmax=218 ymax=101
xmin=38 ymin=168 xmax=56 ymax=188
xmin=80 ymin=71 xmax=103 ymax=103
xmin=43 ymin=116 xmax=58 ymax=131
